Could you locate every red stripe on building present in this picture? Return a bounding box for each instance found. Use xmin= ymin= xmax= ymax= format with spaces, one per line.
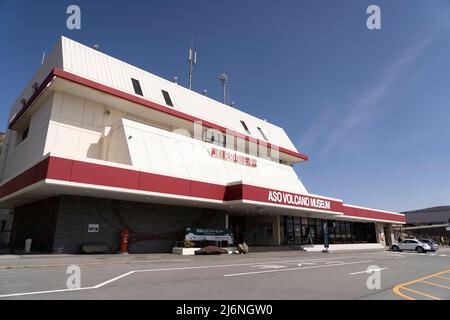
xmin=139 ymin=171 xmax=191 ymax=197
xmin=190 ymin=180 xmax=226 ymax=200
xmin=47 ymin=157 xmax=226 ymax=201
xmin=0 ymin=156 xmax=405 ymax=223
xmin=342 ymin=205 xmax=405 ymax=223
xmin=0 ymin=157 xmax=49 ymax=199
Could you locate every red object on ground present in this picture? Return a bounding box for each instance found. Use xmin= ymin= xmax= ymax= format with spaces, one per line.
xmin=120 ymin=228 xmax=129 ymax=254
xmin=195 ymin=246 xmax=228 ymax=255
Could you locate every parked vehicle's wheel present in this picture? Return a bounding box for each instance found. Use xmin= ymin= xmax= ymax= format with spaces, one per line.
xmin=392 ymin=245 xmax=400 ymax=252
xmin=416 ymin=246 xmax=425 ymax=253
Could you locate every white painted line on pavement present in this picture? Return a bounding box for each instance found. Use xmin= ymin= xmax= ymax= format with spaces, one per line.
xmin=389 ymin=252 xmax=445 ymax=257
xmin=0 ymin=258 xmax=193 ymax=270
xmin=93 ymin=271 xmax=136 ymax=289
xmin=349 ymin=268 xmax=387 ymax=275
xmin=250 ymin=265 xmax=286 ymax=269
xmin=369 ymin=253 xmax=404 ymax=259
xmin=131 ymin=256 xmax=357 ymax=273
xmin=0 ymin=287 xmax=95 ymax=298
xmin=0 ymin=256 xmax=356 ymax=298
xmin=0 ymin=272 xmax=140 ymax=298
xmin=223 ymin=260 xmax=373 ymax=277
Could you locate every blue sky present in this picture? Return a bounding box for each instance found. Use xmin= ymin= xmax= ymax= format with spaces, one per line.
xmin=1 ymin=0 xmax=449 ymax=212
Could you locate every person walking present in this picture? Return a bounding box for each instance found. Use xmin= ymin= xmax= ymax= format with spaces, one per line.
xmin=440 ymin=236 xmax=445 ymax=246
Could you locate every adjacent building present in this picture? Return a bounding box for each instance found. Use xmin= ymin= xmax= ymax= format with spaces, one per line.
xmin=0 ymin=37 xmax=405 ymax=253
xmin=0 ymin=132 xmax=13 ymax=246
xmin=400 ymin=206 xmax=450 ymax=243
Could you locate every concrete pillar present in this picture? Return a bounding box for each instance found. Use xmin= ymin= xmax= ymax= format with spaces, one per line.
xmin=375 ymin=223 xmax=386 ymax=247
xmin=384 ymin=224 xmax=395 ymax=246
xmin=274 ymin=215 xmax=281 ymax=245
xmin=225 ymin=214 xmax=229 ymax=229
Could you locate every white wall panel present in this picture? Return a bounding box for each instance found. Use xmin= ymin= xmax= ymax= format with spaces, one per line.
xmin=166 ymin=139 xmax=190 ymax=178
xmin=107 ymin=125 xmax=131 ymax=165
xmin=126 ymin=127 xmax=150 ymax=169
xmin=29 ymin=95 xmax=53 ymax=137
xmin=83 ymin=100 xmax=105 ymax=128
xmin=50 ymin=91 xmax=64 ymax=119
xmin=1 ymin=95 xmax=54 ymax=182
xmin=197 ymin=146 xmax=219 ymax=183
xmin=44 ymin=121 xmax=58 ymax=156
xmin=180 ymin=141 xmax=206 ymax=181
xmin=44 ymin=92 xmax=119 ymax=162
xmin=60 ymin=94 xmax=85 ymax=126
xmin=52 ymin=124 xmax=80 ymax=157
xmin=119 ymin=117 xmax=306 ymax=192
xmin=142 ymin=131 xmax=170 ymax=175
xmin=60 ymin=37 xmax=299 ymax=152
xmin=3 ymin=125 xmax=48 ymax=182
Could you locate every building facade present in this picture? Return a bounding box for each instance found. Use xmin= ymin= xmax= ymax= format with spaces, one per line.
xmin=0 ymin=37 xmax=405 ymax=253
xmin=399 ymin=206 xmax=450 ymax=244
xmin=0 ymin=132 xmax=13 ymax=246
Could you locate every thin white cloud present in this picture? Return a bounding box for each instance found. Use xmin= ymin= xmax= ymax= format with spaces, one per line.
xmin=301 ymin=37 xmax=433 ymax=156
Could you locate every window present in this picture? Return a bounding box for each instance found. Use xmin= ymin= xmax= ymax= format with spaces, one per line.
xmin=345 ymin=222 xmax=352 ymax=243
xmin=131 ymin=78 xmax=143 ymax=96
xmin=282 ymin=217 xmax=379 ymax=246
xmin=162 ymin=90 xmax=174 ymax=107
xmin=240 ymin=121 xmax=251 ymax=135
xmin=21 ymin=127 xmax=29 ymax=142
xmin=283 ymin=217 xmax=295 ymax=245
xmin=0 ymin=220 xmax=5 ymax=232
xmin=266 ymin=224 xmax=273 ymax=238
xmin=315 ymin=223 xmax=323 ymax=245
xmin=257 ymin=127 xmax=268 ymax=141
xmin=203 ymin=129 xmax=225 ymax=147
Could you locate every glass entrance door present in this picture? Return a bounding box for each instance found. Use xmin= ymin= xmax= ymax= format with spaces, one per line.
xmin=283 ymin=216 xmax=303 ymax=245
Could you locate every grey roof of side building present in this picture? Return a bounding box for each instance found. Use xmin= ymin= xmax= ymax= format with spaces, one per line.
xmin=402 ymin=206 xmax=450 ymax=225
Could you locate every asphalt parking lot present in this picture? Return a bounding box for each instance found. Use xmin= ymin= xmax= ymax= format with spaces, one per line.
xmin=0 ymin=248 xmax=449 ymax=300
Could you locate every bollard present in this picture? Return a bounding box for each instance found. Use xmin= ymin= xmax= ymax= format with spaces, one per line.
xmin=25 ymin=239 xmax=32 ymax=253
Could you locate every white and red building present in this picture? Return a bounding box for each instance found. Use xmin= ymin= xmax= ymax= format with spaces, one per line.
xmin=0 ymin=37 xmax=405 ymax=253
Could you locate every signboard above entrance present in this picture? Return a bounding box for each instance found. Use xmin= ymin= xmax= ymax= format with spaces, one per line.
xmin=267 ymin=190 xmax=339 ymax=212
xmin=185 ymin=228 xmax=233 ymax=244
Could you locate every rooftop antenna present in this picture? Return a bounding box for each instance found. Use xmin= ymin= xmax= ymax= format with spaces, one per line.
xmin=188 ymin=37 xmax=197 ymax=90
xmin=219 ymin=73 xmax=229 ymax=105
xmin=93 ymin=44 xmax=100 ymax=51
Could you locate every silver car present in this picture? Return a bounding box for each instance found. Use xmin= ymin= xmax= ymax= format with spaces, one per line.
xmin=391 ymin=239 xmax=431 ymax=253
xmin=419 ymin=239 xmax=439 ymax=252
